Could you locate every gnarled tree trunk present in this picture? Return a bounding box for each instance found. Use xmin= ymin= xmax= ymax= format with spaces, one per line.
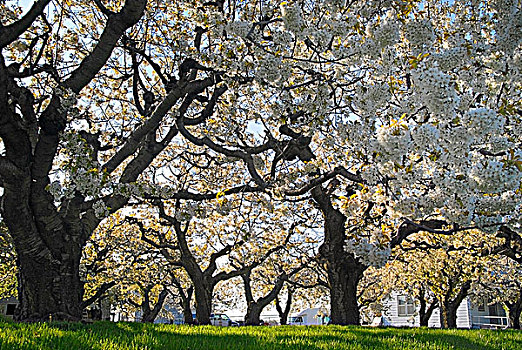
xmin=0 ymin=0 xmax=147 ymax=321
xmin=439 ymin=280 xmax=471 ymax=329
xmin=326 ymin=253 xmax=366 ymax=325
xmin=275 ymin=286 xmax=293 ymax=325
xmin=242 ymin=270 xmax=286 ymax=326
xmin=172 ymin=278 xmax=195 ymax=325
xmin=418 ymin=287 xmax=438 ymax=327
xmin=439 ymin=304 xmax=458 ymax=329
xmin=312 ymin=185 xmax=367 ymax=325
xmin=16 ymin=246 xmax=83 ymax=321
xmin=140 ymin=288 xmax=168 ymax=323
xmin=192 ymin=279 xmax=213 ymax=325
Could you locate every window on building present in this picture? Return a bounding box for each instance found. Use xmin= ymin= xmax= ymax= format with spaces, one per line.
xmin=5 ymin=304 xmax=16 ymax=316
xmin=397 ymin=295 xmax=415 ymax=316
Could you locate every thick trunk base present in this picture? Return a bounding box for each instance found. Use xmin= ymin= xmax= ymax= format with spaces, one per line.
xmin=509 ymin=311 xmax=521 ymax=329
xmin=440 ymin=307 xmax=458 ymax=329
xmin=16 ymin=253 xmax=83 ymax=322
xmin=194 ymin=286 xmax=212 ymax=325
xmin=328 ymin=261 xmax=365 ymax=325
xmin=245 ymin=306 xmax=262 ymax=326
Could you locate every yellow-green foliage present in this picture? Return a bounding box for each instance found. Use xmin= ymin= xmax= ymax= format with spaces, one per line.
xmin=0 ymin=322 xmax=521 ymax=350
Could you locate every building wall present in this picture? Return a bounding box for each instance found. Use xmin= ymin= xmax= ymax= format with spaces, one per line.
xmin=382 ymin=291 xmax=472 ymax=328
xmin=468 ymin=300 xmax=508 ymax=328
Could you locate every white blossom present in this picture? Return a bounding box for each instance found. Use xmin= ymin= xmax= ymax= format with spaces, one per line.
xmin=412 ymin=123 xmax=440 ymax=149
xmin=470 ymin=159 xmax=521 ymax=193
xmin=93 ymin=200 xmax=109 ymax=219
xmin=226 ymin=21 xmax=251 ymax=38
xmin=281 ymin=3 xmax=305 ymax=35
xmin=412 ymin=67 xmax=459 ymax=118
xmin=345 ymin=238 xmax=391 ymax=268
xmin=404 ymin=19 xmax=435 ymax=48
xmin=462 ymin=108 xmax=505 ymax=139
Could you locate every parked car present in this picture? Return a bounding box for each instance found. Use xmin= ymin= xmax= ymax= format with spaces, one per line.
xmin=288 ymin=308 xmax=329 ymax=326
xmin=210 ymin=313 xmax=239 ymax=326
xmin=288 ymin=316 xmax=304 ymax=325
xmin=191 ymin=312 xmax=240 ymax=326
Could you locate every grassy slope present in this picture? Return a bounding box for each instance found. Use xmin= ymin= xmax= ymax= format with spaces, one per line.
xmin=0 ymin=322 xmax=521 ymax=350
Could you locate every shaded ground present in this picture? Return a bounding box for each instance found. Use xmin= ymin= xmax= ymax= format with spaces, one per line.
xmin=0 ymin=321 xmax=521 ymax=350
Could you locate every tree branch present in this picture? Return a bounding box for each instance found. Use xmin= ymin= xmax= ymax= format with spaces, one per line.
xmin=0 ymin=0 xmax=52 ymax=49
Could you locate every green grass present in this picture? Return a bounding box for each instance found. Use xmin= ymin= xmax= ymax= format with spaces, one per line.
xmin=0 ymin=322 xmax=520 ymax=350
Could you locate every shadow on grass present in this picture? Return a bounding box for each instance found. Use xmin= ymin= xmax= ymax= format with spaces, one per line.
xmin=1 ymin=322 xmax=520 ymax=350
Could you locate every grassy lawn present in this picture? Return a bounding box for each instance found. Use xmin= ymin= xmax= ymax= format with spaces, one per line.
xmin=0 ymin=321 xmax=521 ymax=350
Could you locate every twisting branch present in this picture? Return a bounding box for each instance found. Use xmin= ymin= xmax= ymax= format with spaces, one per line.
xmin=486 ymin=226 xmax=522 ymax=263
xmin=0 ymin=0 xmax=52 ymax=49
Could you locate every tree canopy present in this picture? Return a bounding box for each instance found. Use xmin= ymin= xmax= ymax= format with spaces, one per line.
xmin=0 ymin=0 xmax=520 ymax=324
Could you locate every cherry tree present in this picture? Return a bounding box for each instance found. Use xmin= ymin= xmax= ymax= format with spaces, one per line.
xmin=177 ymin=0 xmax=520 ymax=324
xmin=82 ymin=214 xmax=173 ymax=323
xmin=0 ymin=0 xmax=261 ymax=320
xmin=1 ymin=0 xmax=520 ymax=323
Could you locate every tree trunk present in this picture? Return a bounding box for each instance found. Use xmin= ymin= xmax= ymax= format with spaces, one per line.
xmin=311 ymin=185 xmax=367 ymax=325
xmin=0 ymin=0 xmax=147 ymax=322
xmin=193 ymin=282 xmax=213 ymax=325
xmin=16 ymin=248 xmax=83 ymax=321
xmin=275 ymin=287 xmax=293 ymax=325
xmin=508 ymin=307 xmax=521 ymax=329
xmin=440 ymin=303 xmax=458 ymax=329
xmin=140 ymin=311 xmax=156 ymax=323
xmin=244 ymin=279 xmax=286 ymax=326
xmin=327 ymin=258 xmax=365 ymax=325
xmin=418 ymin=290 xmax=437 ymax=327
xmin=140 ymin=288 xmax=168 ymax=323
xmin=245 ymin=304 xmax=264 ymax=326
xmin=180 ymin=286 xmax=195 ymax=325
xmin=506 ymin=287 xmax=522 ymax=329
xmin=439 ymin=280 xmax=471 ymax=329
xmin=242 ymin=270 xmax=286 ymax=326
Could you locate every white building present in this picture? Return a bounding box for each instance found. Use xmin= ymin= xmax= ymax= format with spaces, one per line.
xmin=379 ymin=291 xmax=509 ymax=329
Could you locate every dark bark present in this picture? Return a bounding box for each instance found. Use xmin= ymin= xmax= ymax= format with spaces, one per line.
xmin=275 ymin=287 xmax=293 ymax=325
xmin=192 ymin=282 xmax=212 ymax=325
xmin=489 ymin=226 xmax=522 ymax=264
xmin=140 ymin=288 xmax=168 ymax=323
xmin=171 ymin=276 xmax=195 ymax=325
xmin=0 ymin=0 xmax=148 ymax=321
xmin=508 ymin=305 xmax=521 ymax=330
xmin=505 ymin=286 xmax=522 ymax=329
xmin=439 ymin=280 xmax=472 ymax=329
xmin=16 ymin=248 xmax=83 ymax=321
xmin=311 ymin=185 xmax=367 ymax=325
xmin=0 ymin=0 xmax=52 ymax=49
xmin=418 ymin=290 xmax=438 ymax=327
xmin=242 ymin=270 xmax=286 ymax=326
xmin=440 ymin=303 xmax=458 ymax=329
xmin=327 ymin=257 xmax=366 ymax=325
xmin=181 ymin=286 xmax=195 ymax=325
xmin=80 ymin=281 xmax=117 ymax=310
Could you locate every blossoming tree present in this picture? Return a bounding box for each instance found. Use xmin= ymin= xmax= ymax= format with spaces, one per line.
xmin=1 ymin=0 xmax=520 ymax=323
